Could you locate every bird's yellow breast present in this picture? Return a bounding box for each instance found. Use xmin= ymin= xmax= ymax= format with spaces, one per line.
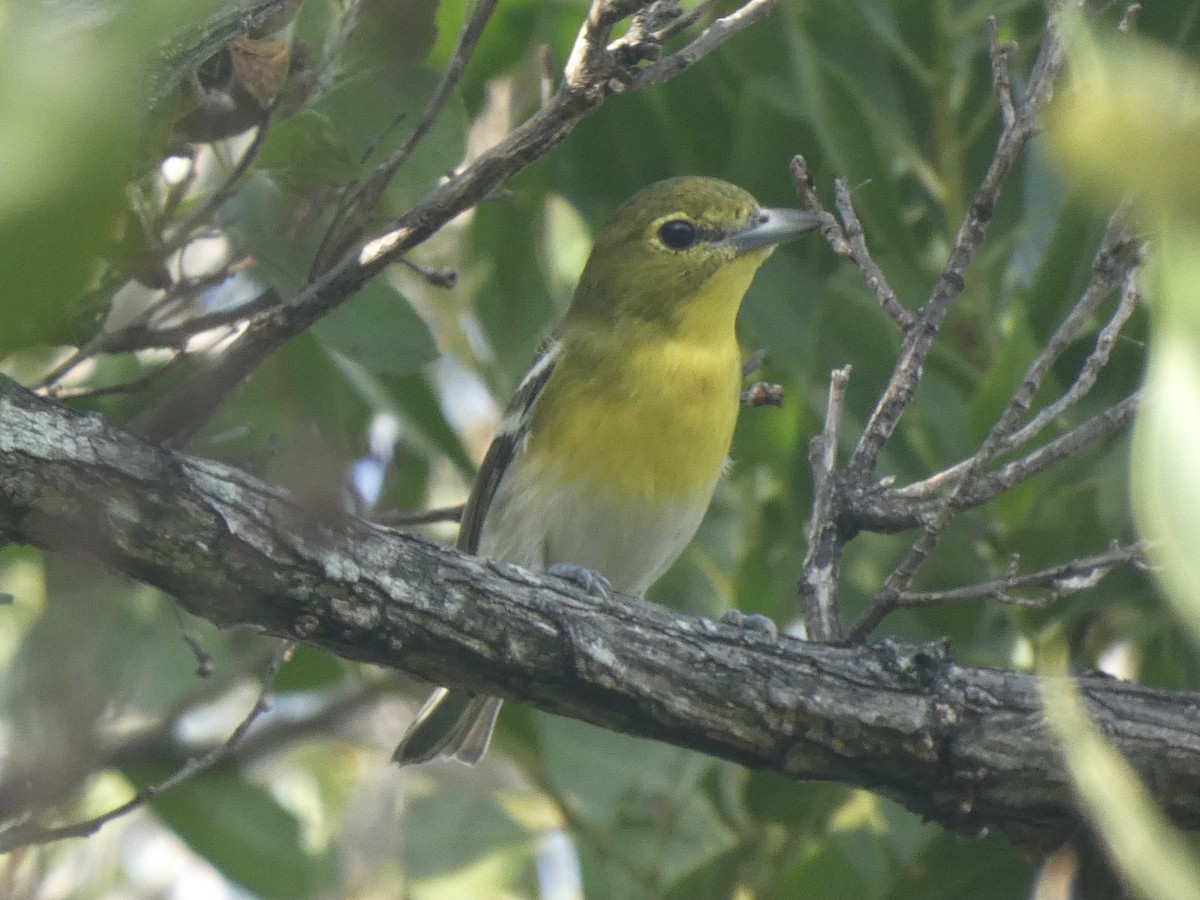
xmin=528 ymin=337 xmax=740 ymax=501
xmin=526 ymin=256 xmax=761 ymax=502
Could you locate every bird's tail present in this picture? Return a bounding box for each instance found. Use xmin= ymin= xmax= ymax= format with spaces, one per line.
xmin=392 ymin=687 xmax=502 ymax=765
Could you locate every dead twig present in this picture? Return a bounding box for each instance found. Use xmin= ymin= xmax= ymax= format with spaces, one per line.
xmin=798 ymin=366 xmax=851 ymax=641
xmin=0 ymin=641 xmax=296 ymax=854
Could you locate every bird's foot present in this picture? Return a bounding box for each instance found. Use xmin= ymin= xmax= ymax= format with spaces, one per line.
xmin=719 ymin=609 xmax=778 ymax=636
xmin=548 ymin=563 xmax=611 ymax=599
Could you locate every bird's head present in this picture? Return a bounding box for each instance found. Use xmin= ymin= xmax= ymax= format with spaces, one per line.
xmin=566 ymin=177 xmax=820 ymax=330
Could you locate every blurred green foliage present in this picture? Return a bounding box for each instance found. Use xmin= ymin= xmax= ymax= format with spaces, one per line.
xmin=1041 ymin=11 xmax=1200 ymax=898
xmin=1 ymin=0 xmax=1197 ymax=897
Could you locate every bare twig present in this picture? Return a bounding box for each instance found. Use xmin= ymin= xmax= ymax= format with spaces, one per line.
xmin=169 ymin=603 xmax=215 ymax=678
xmin=36 ymin=265 xmax=264 ymax=391
xmin=792 ymin=151 xmax=911 ymax=336
xmin=789 ymin=154 xmax=851 ymax=255
xmin=958 ymin=393 xmax=1139 ymax=510
xmin=162 ymin=110 xmax=273 ymax=253
xmin=1012 ymin=243 xmax=1140 ymax=442
xmin=742 ymin=347 xmax=767 ymax=377
xmin=799 ymin=366 xmax=851 ymax=641
xmin=850 ymin=216 xmax=1137 ymax=639
xmin=93 ymin=288 xmax=280 ymax=356
xmin=833 ymin=179 xmax=913 ymax=330
xmin=373 ymin=504 xmax=464 ymax=527
xmin=625 ymin=0 xmax=779 ymax=90
xmin=849 ymin=260 xmax=1137 ymax=643
xmin=987 ymin=17 xmax=1016 ymax=130
xmin=564 ymin=0 xmax=649 ymax=89
xmin=890 ymin=543 xmax=1144 ymax=611
xmin=844 ymin=21 xmax=1066 ymax=485
xmin=845 ymin=393 xmax=1139 ymax=535
xmin=653 ymin=0 xmax=722 ymax=44
xmin=891 ymin=217 xmax=1140 ymax=502
xmin=46 ymin=353 xmax=189 ymax=401
xmin=0 ymin=641 xmax=295 ymax=854
xmin=312 ymin=0 xmax=501 ymax=275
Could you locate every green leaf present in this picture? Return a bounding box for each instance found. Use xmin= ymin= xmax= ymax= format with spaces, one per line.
xmin=402 ymin=775 xmax=531 ymax=883
xmin=197 ymin=331 xmax=370 ymax=464
xmin=271 ymin=643 xmax=347 ymax=692
xmin=0 ymin=11 xmax=153 ymax=353
xmin=148 ymin=770 xmax=337 ymax=898
xmin=776 ymin=842 xmax=875 ymax=900
xmin=884 ymin=830 xmax=1031 ymax=900
xmin=313 ymin=276 xmax=438 ymax=377
xmin=341 ymin=0 xmax=439 ymax=72
xmin=533 ymin=717 xmax=738 ymax=888
xmin=256 ymin=109 xmax=360 ymax=187
xmin=316 ymin=66 xmax=468 ymax=211
xmin=382 ymin=372 xmax=476 ymax=478
xmin=218 ymin=172 xmax=318 ymax=296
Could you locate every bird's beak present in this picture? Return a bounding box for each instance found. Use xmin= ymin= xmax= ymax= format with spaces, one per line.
xmin=723 ymin=207 xmax=822 ymax=254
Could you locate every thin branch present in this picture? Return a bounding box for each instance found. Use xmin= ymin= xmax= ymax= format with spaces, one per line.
xmin=798 ymin=366 xmax=851 ymax=641
xmin=789 ymin=154 xmax=851 ymax=255
xmin=833 ymin=178 xmax=913 ymax=330
xmin=844 ymin=20 xmax=1066 ymax=484
xmin=169 ymin=603 xmax=215 ymax=678
xmin=0 ymin=641 xmax=295 ymax=854
xmin=564 ymin=0 xmax=650 ymax=90
xmin=891 ymin=542 xmax=1144 ymax=611
xmin=46 ymin=353 xmax=189 ymax=401
xmin=625 ymin=0 xmax=780 ymax=90
xmin=373 ymin=504 xmax=464 ymax=527
xmin=162 ymin=110 xmax=273 ymax=253
xmin=654 ymin=0 xmax=721 ymax=44
xmin=790 ymin=154 xmax=912 ymax=331
xmin=844 ymin=393 xmax=1139 ymax=535
xmin=849 ymin=215 xmax=1136 ymax=638
xmin=958 ymin=393 xmax=1139 ymax=509
xmin=312 ymin=0 xmax=501 ymax=275
xmin=93 ymin=288 xmax=279 ymax=355
xmin=987 ymin=17 xmax=1016 ymax=130
xmin=1010 ymin=243 xmax=1140 ymax=444
xmin=892 ymin=220 xmax=1140 ymax=502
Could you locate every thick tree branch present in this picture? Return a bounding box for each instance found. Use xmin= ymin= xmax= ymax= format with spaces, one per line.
xmin=3 ymin=378 xmax=1200 ymax=848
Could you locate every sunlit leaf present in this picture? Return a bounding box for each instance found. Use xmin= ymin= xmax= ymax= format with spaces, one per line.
xmin=149 ymin=770 xmax=338 ymax=898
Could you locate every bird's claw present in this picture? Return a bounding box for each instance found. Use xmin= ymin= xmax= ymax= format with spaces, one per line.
xmin=719 ymin=609 xmax=778 ymax=636
xmin=548 ymin=563 xmax=611 ymax=599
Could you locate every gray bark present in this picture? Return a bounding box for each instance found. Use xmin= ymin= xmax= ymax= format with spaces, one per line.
xmin=3 ymin=376 xmax=1199 ymax=851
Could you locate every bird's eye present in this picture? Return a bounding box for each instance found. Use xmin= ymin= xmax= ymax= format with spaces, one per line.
xmin=658 ymin=219 xmax=699 ymax=251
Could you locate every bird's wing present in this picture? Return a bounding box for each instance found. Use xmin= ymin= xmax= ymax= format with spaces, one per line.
xmin=456 ymin=340 xmax=560 ymax=553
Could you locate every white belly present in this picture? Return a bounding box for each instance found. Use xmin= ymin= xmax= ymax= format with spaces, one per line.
xmin=476 ymin=457 xmax=718 ymax=596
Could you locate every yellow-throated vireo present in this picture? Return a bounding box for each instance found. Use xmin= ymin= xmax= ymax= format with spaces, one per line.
xmin=394 ymin=176 xmax=819 ymax=765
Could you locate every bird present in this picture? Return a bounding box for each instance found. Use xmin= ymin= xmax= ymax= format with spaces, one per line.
xmin=393 ymin=176 xmax=820 ymax=765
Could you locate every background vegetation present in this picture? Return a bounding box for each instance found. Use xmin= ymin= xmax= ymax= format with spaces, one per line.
xmin=1 ymin=0 xmax=1198 ymax=897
